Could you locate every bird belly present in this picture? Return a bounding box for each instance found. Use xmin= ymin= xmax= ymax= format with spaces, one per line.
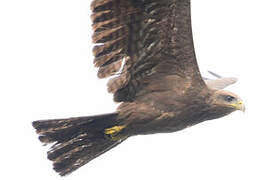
xmin=118 ymin=101 xmax=210 ymax=136
xmin=129 ymin=112 xmax=204 ymax=135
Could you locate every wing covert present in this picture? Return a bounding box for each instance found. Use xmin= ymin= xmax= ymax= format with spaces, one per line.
xmin=91 ymin=0 xmax=205 ymax=102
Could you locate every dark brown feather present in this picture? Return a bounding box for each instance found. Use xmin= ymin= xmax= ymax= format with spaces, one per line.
xmin=33 ymin=1 xmax=243 ymax=176
xmin=32 ymin=113 xmax=127 ymax=176
xmin=91 ymin=0 xmax=206 ymax=102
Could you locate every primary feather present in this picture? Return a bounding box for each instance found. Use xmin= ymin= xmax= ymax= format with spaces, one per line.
xmin=33 ymin=0 xmax=244 ymax=176
xmin=91 ymin=0 xmax=205 ymax=102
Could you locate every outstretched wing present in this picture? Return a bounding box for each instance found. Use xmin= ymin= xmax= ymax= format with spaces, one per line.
xmin=91 ymin=0 xmax=205 ymax=102
xmin=204 ymin=71 xmax=238 ymax=90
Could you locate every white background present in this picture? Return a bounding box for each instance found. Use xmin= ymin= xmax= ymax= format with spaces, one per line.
xmin=1 ymin=0 xmax=266 ymax=179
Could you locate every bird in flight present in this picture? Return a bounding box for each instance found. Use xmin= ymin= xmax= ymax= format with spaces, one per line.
xmin=33 ymin=0 xmax=245 ymax=176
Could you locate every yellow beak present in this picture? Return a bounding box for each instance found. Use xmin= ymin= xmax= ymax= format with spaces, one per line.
xmin=231 ymin=100 xmax=246 ymax=112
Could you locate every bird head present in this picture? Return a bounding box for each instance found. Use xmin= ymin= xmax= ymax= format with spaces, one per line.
xmin=209 ymin=89 xmax=245 ymax=113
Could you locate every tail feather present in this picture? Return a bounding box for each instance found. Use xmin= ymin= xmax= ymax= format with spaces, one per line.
xmin=33 ymin=113 xmax=118 ymax=143
xmin=53 ymin=138 xmax=122 ymax=176
xmin=32 ymin=113 xmax=126 ymax=176
xmin=47 ymin=133 xmax=90 ymax=160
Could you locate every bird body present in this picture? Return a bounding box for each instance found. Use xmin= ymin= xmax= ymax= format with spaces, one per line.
xmin=116 ymin=87 xmax=236 ymax=136
xmin=33 ymin=0 xmax=245 ymax=176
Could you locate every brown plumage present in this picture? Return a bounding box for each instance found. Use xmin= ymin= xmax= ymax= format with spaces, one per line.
xmin=32 ymin=0 xmax=245 ymax=176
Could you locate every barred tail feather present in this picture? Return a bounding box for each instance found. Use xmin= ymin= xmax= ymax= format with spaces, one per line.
xmin=32 ymin=113 xmax=126 ymax=176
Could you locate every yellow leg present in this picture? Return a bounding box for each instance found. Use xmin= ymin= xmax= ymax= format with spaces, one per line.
xmin=104 ymin=125 xmax=126 ymax=141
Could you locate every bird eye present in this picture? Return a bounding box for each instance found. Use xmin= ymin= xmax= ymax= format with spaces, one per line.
xmin=225 ymin=96 xmax=235 ymax=102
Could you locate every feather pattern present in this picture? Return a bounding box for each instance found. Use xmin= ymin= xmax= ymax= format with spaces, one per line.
xmin=91 ymin=0 xmax=205 ymax=102
xmin=32 ymin=1 xmax=244 ymax=176
xmin=32 ymin=113 xmax=127 ymax=176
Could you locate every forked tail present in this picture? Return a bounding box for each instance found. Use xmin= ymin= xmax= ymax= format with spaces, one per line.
xmin=32 ymin=113 xmax=127 ymax=176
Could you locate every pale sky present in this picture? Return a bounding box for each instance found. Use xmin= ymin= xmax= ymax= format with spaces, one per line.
xmin=1 ymin=0 xmax=267 ymax=180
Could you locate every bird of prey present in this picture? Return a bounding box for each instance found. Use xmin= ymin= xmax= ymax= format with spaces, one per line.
xmin=32 ymin=0 xmax=245 ymax=176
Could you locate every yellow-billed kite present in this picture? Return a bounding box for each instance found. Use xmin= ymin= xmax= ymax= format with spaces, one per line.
xmin=33 ymin=0 xmax=245 ymax=176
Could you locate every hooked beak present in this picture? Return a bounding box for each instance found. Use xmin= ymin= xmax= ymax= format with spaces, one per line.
xmin=231 ymin=100 xmax=246 ymax=112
